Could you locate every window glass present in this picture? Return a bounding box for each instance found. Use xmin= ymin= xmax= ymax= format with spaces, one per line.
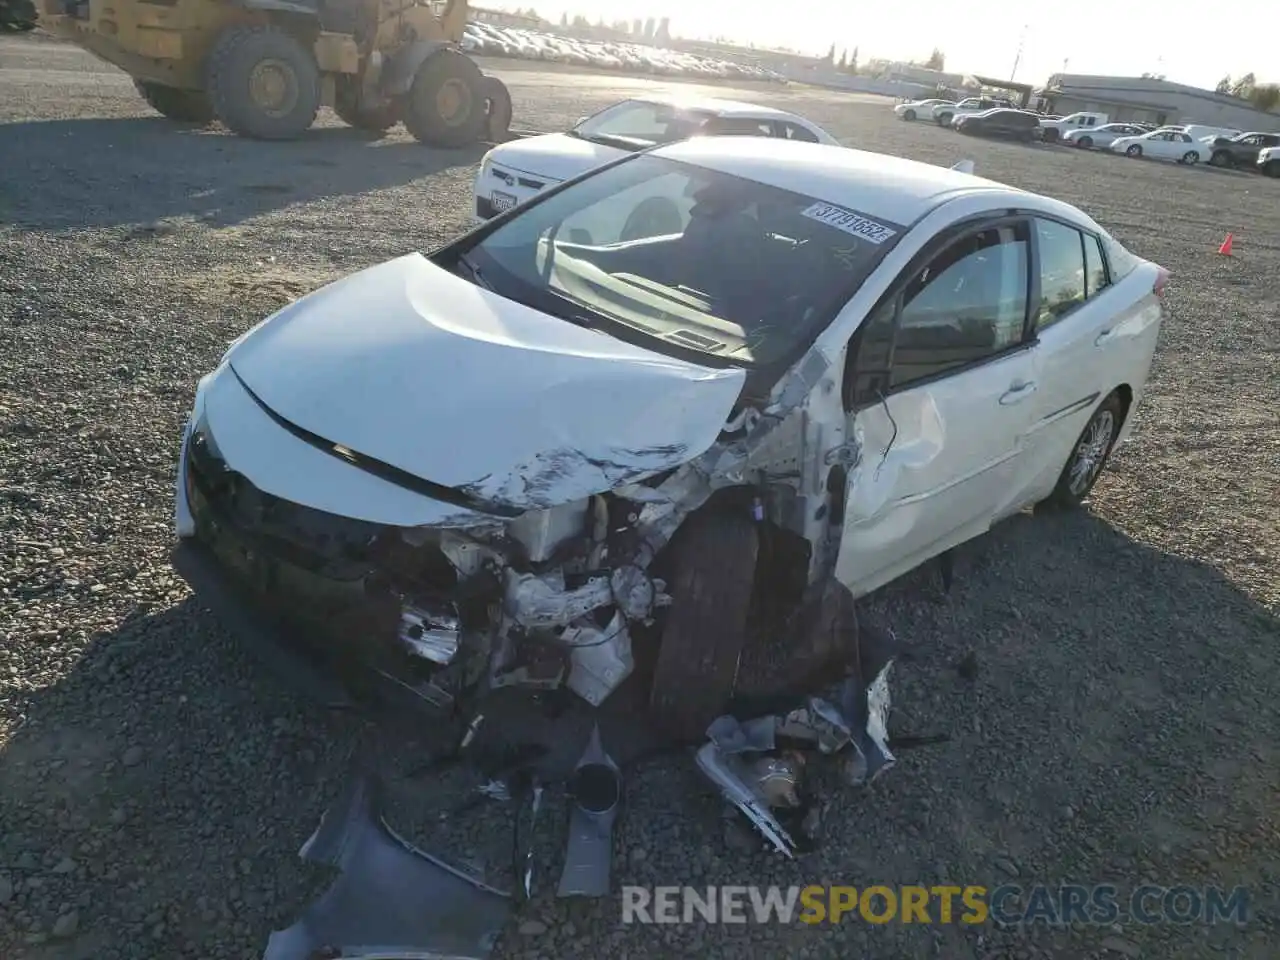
xmin=781 ymin=122 xmax=821 ymax=143
xmin=1035 ymin=218 xmax=1086 ymax=329
xmin=470 ymin=155 xmax=899 ymax=367
xmin=701 ymin=116 xmax=774 ymax=137
xmin=889 ymin=223 xmax=1029 ymax=388
xmin=1084 ymin=233 xmax=1109 ymax=297
xmin=571 ymin=100 xmax=715 ymax=148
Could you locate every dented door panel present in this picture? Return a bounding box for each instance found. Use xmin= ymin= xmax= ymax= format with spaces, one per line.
xmin=836 ymin=348 xmax=1038 ymax=598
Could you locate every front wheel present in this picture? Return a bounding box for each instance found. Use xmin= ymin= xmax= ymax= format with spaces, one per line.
xmin=903 ymin=108 xmax=916 ymax=121
xmin=1126 ymin=144 xmax=1143 ymax=157
xmin=649 ymin=512 xmax=759 ymax=742
xmin=205 ymin=26 xmax=320 ymax=140
xmin=1209 ymin=150 xmax=1233 ymax=168
xmin=937 ymin=112 xmax=952 ymax=126
xmin=402 ymin=49 xmax=487 ymax=148
xmin=1077 ymin=136 xmax=1093 ymax=149
xmin=1038 ymin=392 xmax=1124 ymax=510
xmin=1263 ymin=159 xmax=1280 ymax=177
xmin=1181 ymin=151 xmax=1200 ymax=165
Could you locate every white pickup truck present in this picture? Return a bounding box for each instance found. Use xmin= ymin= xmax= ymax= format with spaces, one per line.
xmin=1038 ymin=112 xmax=1109 ymax=142
xmin=930 ymin=96 xmax=1016 ymax=126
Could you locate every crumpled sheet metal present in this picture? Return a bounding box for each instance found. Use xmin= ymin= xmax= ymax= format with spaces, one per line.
xmin=557 ymin=725 xmax=623 ymax=897
xmin=263 ymin=774 xmax=511 ymax=960
xmin=695 ymin=740 xmax=797 ymax=858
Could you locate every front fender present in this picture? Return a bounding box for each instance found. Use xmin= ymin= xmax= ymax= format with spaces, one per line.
xmin=380 ymin=40 xmax=452 ymax=97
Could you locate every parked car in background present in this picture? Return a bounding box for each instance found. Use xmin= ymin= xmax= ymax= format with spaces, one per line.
xmin=1063 ymin=122 xmax=1153 ymax=150
xmin=931 ymin=96 xmax=1016 ymax=126
xmin=1259 ymin=145 xmax=1280 ymax=176
xmin=1107 ymin=128 xmax=1209 ymax=164
xmin=1038 ymin=111 xmax=1109 ymax=142
xmin=1206 ymin=131 xmax=1280 ymax=168
xmin=893 ymin=98 xmax=954 ymax=121
xmin=954 ymin=108 xmax=1041 ymax=141
xmin=472 ymin=96 xmax=838 ymax=220
xmin=1180 ymin=124 xmax=1242 ymax=144
xmin=172 ymin=136 xmax=1167 ymax=740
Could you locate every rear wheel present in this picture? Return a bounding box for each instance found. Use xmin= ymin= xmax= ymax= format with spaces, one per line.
xmin=1181 ymin=151 xmax=1200 ymax=165
xmin=402 ymin=49 xmax=487 ymax=148
xmin=649 ymin=512 xmax=759 ymax=742
xmin=1077 ymin=135 xmax=1093 ymax=149
xmin=1264 ymin=159 xmax=1280 ymax=177
xmin=1038 ymin=392 xmax=1124 ymax=510
xmin=481 ymin=75 xmax=513 ymax=142
xmin=1042 ymin=128 xmax=1060 ymax=143
xmin=936 ymin=112 xmax=952 ymax=126
xmin=903 ymin=108 xmax=916 ymax=121
xmin=1210 ymin=150 xmax=1233 ymax=168
xmin=206 ymin=26 xmax=320 ymax=140
xmin=1126 ymin=144 xmax=1143 ymax=157
xmin=133 ymin=79 xmax=214 ymax=123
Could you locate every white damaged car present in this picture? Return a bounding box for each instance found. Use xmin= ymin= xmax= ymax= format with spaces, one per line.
xmin=472 ymin=96 xmax=838 ymax=220
xmin=173 ymin=137 xmax=1166 ymax=740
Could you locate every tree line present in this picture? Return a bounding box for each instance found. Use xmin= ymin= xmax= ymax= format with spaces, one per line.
xmin=1214 ymin=73 xmax=1280 ymax=113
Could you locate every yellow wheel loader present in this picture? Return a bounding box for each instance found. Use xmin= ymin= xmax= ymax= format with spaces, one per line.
xmin=36 ymin=0 xmax=513 ymax=144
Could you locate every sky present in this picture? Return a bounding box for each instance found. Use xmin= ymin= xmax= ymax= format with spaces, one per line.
xmin=487 ymin=0 xmax=1275 ymax=91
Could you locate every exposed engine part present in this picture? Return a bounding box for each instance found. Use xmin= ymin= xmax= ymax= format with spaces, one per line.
xmin=557 ymin=726 xmax=622 ymax=898
xmin=562 ymin=610 xmax=633 ymax=707
xmin=503 ymin=569 xmax=613 ymax=630
xmin=609 ymin=564 xmax=667 ymax=622
xmin=776 ymin=697 xmax=853 ymax=754
xmin=695 ymin=741 xmax=796 ymax=858
xmin=263 ymin=774 xmax=510 ymax=960
xmin=747 ymin=752 xmax=805 ymax=808
xmin=507 ymin=499 xmax=589 ymax=562
xmin=397 ymin=598 xmax=462 ymax=664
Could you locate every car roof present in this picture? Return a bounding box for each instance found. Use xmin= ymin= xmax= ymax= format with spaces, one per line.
xmin=650 ymin=136 xmax=1027 ymax=225
xmin=633 ymin=94 xmax=800 ymax=122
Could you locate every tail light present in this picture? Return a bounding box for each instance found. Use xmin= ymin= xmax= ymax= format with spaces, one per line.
xmin=1153 ymin=267 xmax=1171 ymax=299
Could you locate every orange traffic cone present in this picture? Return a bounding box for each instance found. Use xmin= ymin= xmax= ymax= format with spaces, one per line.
xmin=1218 ymin=233 xmax=1234 ymax=256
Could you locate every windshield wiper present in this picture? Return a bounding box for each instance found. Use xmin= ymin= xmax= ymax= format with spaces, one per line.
xmin=456 ymin=252 xmax=492 ymax=290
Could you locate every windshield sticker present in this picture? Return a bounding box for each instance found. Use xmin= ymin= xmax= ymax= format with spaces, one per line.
xmin=800 ymin=203 xmax=897 ymax=245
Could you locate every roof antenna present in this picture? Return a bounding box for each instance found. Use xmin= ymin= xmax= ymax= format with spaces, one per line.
xmin=951 ymin=159 xmax=976 ymax=174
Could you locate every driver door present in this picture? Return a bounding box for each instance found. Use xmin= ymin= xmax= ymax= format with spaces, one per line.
xmin=835 ymin=216 xmax=1039 ymax=598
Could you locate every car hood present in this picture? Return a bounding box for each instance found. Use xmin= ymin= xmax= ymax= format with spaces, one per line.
xmin=225 ymin=253 xmax=747 ymax=513
xmin=488 ymin=132 xmax=627 ymax=183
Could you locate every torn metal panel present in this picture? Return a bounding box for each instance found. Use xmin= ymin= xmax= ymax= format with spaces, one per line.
xmin=562 ymin=610 xmax=634 ymax=707
xmin=557 ymin=726 xmax=623 ymax=897
xmin=695 ymin=741 xmax=797 ymax=858
xmin=263 ymin=774 xmax=510 ymax=960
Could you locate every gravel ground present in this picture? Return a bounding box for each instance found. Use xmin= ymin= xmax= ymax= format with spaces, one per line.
xmin=2 ymin=30 xmax=1278 ymax=960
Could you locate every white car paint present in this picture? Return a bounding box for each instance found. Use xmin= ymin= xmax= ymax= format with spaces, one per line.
xmin=1259 ymin=145 xmax=1280 ymax=174
xmin=893 ymin=99 xmax=953 ymax=121
xmin=1180 ymin=124 xmax=1242 ymax=144
xmin=1107 ymin=128 xmax=1209 ymax=163
xmin=1039 ymin=111 xmax=1109 ymax=139
xmin=1062 ymin=122 xmax=1151 ymax=149
xmin=176 ymin=136 xmax=1165 ymax=710
xmin=473 ymin=96 xmax=838 ymax=219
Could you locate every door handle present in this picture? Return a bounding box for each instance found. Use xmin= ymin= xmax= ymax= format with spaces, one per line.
xmin=999 ymin=381 xmax=1037 ymax=405
xmin=1095 ymin=328 xmax=1114 ymax=346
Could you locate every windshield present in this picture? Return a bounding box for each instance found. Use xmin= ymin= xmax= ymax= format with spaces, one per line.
xmin=570 ymin=100 xmax=718 ymax=150
xmin=460 ymin=154 xmax=902 ymax=367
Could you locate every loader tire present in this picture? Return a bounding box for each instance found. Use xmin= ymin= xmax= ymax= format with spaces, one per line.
xmin=649 ymin=511 xmax=759 ymax=743
xmin=481 ymin=75 xmax=513 ymax=142
xmin=206 ymin=26 xmax=320 ymax=140
xmin=402 ymin=49 xmax=487 ymax=148
xmin=133 ymin=80 xmax=214 ymax=124
xmin=333 ymin=78 xmax=400 ymax=134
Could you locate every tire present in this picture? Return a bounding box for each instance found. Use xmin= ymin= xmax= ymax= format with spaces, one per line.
xmin=133 ymin=79 xmax=214 ymax=123
xmin=1210 ymin=150 xmax=1233 ymax=168
xmin=649 ymin=511 xmax=759 ymax=742
xmin=903 ymin=108 xmax=916 ymax=121
xmin=1043 ymin=128 xmax=1060 ymax=143
xmin=206 ymin=26 xmax=320 ymax=140
xmin=1038 ymin=392 xmax=1124 ymax=510
xmin=1126 ymin=144 xmax=1142 ymax=157
xmin=1264 ymin=160 xmax=1280 ymax=178
xmin=402 ymin=48 xmax=487 ymax=148
xmin=937 ymin=112 xmax=952 ymax=126
xmin=481 ymin=75 xmax=512 ymax=142
xmin=1181 ymin=151 xmax=1199 ymax=165
xmin=333 ymin=77 xmax=400 ymax=134
xmin=1077 ymin=136 xmax=1093 ymax=149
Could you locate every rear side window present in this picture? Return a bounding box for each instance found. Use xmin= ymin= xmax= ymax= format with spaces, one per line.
xmin=1034 ymin=218 xmax=1086 ymax=330
xmin=1084 ymin=234 xmax=1109 ymax=296
xmin=779 ymin=122 xmax=821 ymax=143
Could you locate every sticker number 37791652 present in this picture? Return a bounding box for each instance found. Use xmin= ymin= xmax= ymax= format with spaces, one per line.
xmin=800 ymin=202 xmax=898 ymax=245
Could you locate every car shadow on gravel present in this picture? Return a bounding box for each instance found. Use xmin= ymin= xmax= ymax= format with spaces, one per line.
xmin=2 ymin=510 xmax=1278 ymax=957
xmin=0 ymin=118 xmax=488 ymax=232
